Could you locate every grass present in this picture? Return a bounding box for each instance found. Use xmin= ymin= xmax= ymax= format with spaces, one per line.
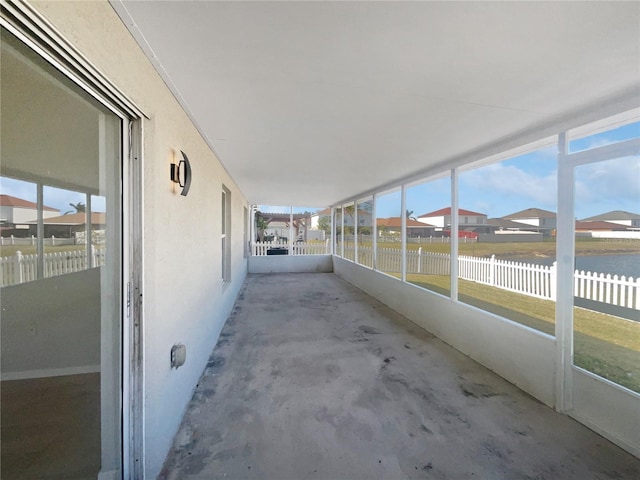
xmin=406 ymin=273 xmax=640 ymax=393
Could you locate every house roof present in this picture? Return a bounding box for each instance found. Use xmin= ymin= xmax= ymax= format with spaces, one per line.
xmin=503 ymin=208 xmax=556 ymax=219
xmin=487 ymin=218 xmax=536 ymax=230
xmin=580 ymin=210 xmax=640 ymax=222
xmin=418 ymin=207 xmax=485 ymax=218
xmin=377 ymin=217 xmax=434 ymax=228
xmin=25 ymin=212 xmax=106 ymax=225
xmin=0 ymin=194 xmax=58 ymax=212
xmin=575 ymin=220 xmax=629 ymax=231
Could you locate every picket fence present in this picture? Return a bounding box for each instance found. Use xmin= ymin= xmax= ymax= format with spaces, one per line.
xmin=0 ymin=235 xmax=76 ymax=247
xmin=252 ymin=240 xmax=331 ymax=256
xmin=1 ymin=248 xmax=106 ymax=287
xmin=337 ymin=245 xmax=639 ymax=310
xmin=3 ymin=241 xmax=637 ymax=310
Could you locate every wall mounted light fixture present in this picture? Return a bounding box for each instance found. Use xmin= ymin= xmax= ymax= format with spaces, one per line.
xmin=171 ymin=343 xmax=186 ymax=369
xmin=170 ymin=150 xmax=192 ymax=196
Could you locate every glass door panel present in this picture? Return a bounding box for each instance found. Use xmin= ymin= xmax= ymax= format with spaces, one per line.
xmin=0 ymin=28 xmax=122 ymax=478
xmin=573 ymin=155 xmax=640 ymax=393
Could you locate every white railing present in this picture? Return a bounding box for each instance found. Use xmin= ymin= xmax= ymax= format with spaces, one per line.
xmin=338 ymin=246 xmax=638 ymax=310
xmin=0 ymin=248 xmax=105 ymax=287
xmin=252 ymin=240 xmax=331 ymax=256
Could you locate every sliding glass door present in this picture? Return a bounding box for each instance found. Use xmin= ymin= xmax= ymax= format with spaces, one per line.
xmin=1 ymin=27 xmax=124 ymax=479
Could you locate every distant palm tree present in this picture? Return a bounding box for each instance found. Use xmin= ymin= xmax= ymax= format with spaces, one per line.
xmin=406 ymin=209 xmax=417 ymax=221
xmin=255 ymin=212 xmax=269 ymax=241
xmin=64 ymin=202 xmax=86 ymax=215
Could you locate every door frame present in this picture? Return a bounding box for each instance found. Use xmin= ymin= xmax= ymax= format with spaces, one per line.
xmin=123 ymin=118 xmax=145 ymax=479
xmin=1 ymin=2 xmax=146 ymax=478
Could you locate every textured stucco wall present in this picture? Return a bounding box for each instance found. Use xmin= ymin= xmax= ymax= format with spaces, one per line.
xmin=29 ymin=2 xmax=249 ymax=477
xmin=248 ymin=255 xmax=333 ymax=273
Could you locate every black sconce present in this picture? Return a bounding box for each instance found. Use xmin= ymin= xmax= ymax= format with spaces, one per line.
xmin=170 ymin=150 xmax=192 ymax=196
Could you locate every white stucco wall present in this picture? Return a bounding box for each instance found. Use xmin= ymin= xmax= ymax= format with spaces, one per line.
xmin=418 ymin=215 xmax=445 ymax=227
xmin=511 ymin=217 xmax=540 ymax=227
xmin=249 ymin=255 xmax=333 ymax=274
xmin=0 ymin=206 xmax=59 ymax=224
xmin=30 ymin=2 xmax=249 ymax=477
xmin=1 ymin=268 xmax=101 ymax=380
xmin=571 ymin=369 xmax=640 ymax=458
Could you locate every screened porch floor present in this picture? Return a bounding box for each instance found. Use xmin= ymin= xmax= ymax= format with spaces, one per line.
xmin=159 ymin=273 xmax=639 ymax=480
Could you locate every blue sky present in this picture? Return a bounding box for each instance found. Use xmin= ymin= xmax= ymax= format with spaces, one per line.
xmin=0 ymin=177 xmax=106 ymax=215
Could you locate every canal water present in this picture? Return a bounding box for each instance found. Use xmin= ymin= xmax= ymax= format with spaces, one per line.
xmin=515 ymin=254 xmax=639 ymax=278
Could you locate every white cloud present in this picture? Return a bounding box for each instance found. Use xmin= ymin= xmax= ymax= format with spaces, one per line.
xmin=575 ymin=155 xmax=640 ymax=217
xmin=460 ymin=162 xmax=557 ymax=212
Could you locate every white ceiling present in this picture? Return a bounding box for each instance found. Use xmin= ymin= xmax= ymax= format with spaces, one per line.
xmin=112 ymin=1 xmax=639 ymax=207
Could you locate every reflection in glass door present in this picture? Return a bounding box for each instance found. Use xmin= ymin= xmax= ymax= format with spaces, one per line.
xmin=0 ymin=27 xmax=123 ymax=478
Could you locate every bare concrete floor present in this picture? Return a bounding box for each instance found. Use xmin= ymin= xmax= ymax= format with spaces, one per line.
xmin=160 ymin=273 xmax=640 ymax=480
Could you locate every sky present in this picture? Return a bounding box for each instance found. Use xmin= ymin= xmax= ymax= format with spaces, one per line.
xmin=0 ymin=178 xmax=106 ymax=215
xmin=2 ymin=123 xmax=638 ymax=220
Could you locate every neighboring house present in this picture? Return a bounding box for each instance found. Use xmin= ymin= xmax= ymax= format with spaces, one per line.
xmin=310 ymin=208 xmax=330 ymax=230
xmin=574 ymin=220 xmax=629 ymax=232
xmin=487 ymin=217 xmax=539 ymax=233
xmin=502 ymin=208 xmax=557 ymax=235
xmin=0 ymin=194 xmax=59 ymax=234
xmin=258 ymin=211 xmax=314 ymax=241
xmin=24 ymin=212 xmax=106 ymax=239
xmin=312 ymin=207 xmax=373 ymax=229
xmin=580 ymin=210 xmax=640 ymax=229
xmin=376 ymin=217 xmax=436 ymax=238
xmin=417 ymin=207 xmax=490 ymax=234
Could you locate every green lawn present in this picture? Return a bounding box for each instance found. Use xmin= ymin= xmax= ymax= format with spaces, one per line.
xmin=406 ymin=273 xmax=640 ymax=393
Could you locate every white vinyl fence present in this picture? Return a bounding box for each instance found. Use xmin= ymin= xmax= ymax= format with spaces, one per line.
xmin=252 ymin=240 xmax=331 ymax=256
xmin=458 ymin=254 xmax=556 ymax=301
xmin=338 ymin=246 xmax=639 ymax=310
xmin=0 ymin=235 xmax=76 ymax=247
xmin=574 ymin=270 xmax=639 ymax=310
xmin=1 ymin=248 xmax=105 ymax=287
